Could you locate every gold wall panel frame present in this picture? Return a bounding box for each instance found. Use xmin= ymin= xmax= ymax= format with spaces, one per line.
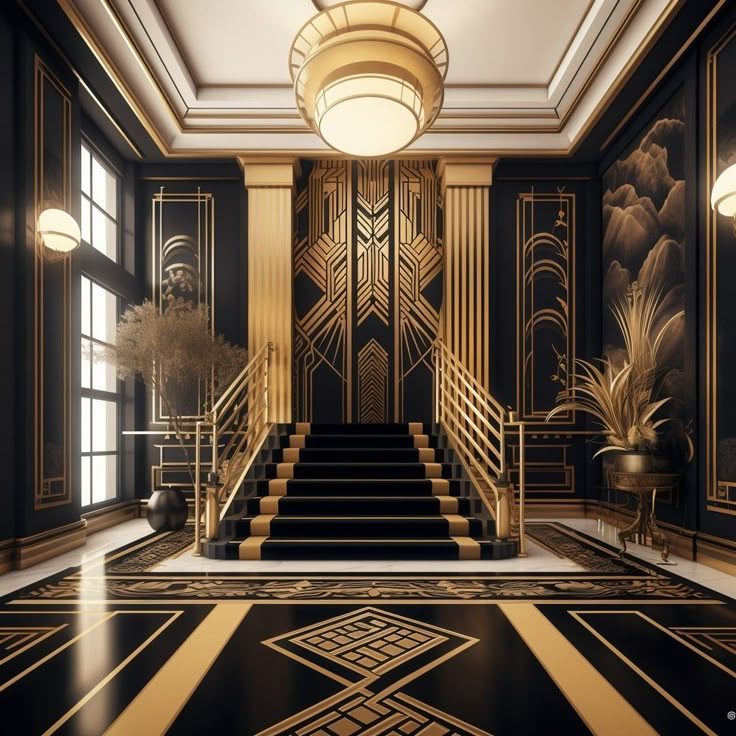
xmin=517 ymin=189 xmax=576 ymax=422
xmin=34 ymin=55 xmax=73 ymax=510
xmin=150 ymin=188 xmax=215 ymax=425
xmin=705 ymin=21 xmax=736 ymax=516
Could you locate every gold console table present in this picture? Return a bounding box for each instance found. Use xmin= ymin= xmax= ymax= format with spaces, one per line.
xmin=607 ymin=471 xmax=679 ymax=562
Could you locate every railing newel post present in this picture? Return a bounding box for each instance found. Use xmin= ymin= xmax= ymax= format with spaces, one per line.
xmin=193 ymin=420 xmax=203 ymax=556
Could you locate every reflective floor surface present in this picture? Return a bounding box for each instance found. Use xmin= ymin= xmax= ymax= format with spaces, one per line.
xmin=1 ymin=520 xmax=734 ymax=735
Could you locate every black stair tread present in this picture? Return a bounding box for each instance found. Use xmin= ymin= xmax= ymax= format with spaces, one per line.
xmin=247 ymin=496 xmax=470 ymax=514
xmin=273 ymin=448 xmax=445 ymax=462
xmin=282 ymin=434 xmax=436 ymax=448
xmin=228 ymin=537 xmax=517 ymax=560
xmin=265 ymin=462 xmax=453 ymax=479
xmin=292 ymin=423 xmax=430 ymax=435
xmin=256 ymin=478 xmax=462 ymax=497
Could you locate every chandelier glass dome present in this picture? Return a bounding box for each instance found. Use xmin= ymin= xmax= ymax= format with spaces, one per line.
xmin=289 ymin=1 xmax=448 ymax=157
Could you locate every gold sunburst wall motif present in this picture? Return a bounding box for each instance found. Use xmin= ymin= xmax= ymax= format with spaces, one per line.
xmin=294 ymin=160 xmax=443 ymax=423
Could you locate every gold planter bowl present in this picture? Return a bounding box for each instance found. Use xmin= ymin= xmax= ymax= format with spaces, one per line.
xmin=614 ymin=451 xmax=653 ymax=474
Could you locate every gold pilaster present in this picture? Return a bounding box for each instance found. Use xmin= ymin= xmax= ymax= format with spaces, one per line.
xmin=239 ymin=158 xmax=299 ymax=423
xmin=438 ymin=158 xmax=496 ymax=390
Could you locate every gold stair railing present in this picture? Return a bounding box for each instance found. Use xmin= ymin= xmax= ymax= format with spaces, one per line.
xmin=434 ymin=339 xmax=527 ymax=556
xmin=193 ymin=342 xmax=274 ymax=555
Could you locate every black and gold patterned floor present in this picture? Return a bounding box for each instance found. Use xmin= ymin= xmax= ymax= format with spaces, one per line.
xmin=1 ymin=523 xmax=734 ymax=735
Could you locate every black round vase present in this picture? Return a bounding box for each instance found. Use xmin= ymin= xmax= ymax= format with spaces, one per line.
xmin=146 ymin=488 xmax=188 ymax=532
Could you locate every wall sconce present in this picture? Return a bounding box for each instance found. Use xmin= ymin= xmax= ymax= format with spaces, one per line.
xmin=711 ymin=163 xmax=736 ymax=235
xmin=37 ymin=208 xmax=81 ymax=258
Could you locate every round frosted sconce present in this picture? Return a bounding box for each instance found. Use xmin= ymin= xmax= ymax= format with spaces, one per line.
xmin=37 ymin=208 xmax=81 ymax=256
xmin=290 ymin=1 xmax=448 ymax=157
xmin=711 ymin=163 xmax=736 ymax=236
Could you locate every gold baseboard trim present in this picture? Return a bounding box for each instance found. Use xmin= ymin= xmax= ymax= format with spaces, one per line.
xmin=418 ymin=448 xmax=436 ymax=462
xmin=413 ymin=434 xmax=429 ymax=448
xmin=408 ymin=422 xmax=423 ymax=435
xmin=282 ymin=448 xmax=300 ymax=463
xmin=430 ymin=479 xmax=450 ymax=495
xmin=83 ymin=500 xmax=145 ymax=536
xmin=10 ymin=519 xmax=88 ymax=570
xmin=289 ymin=434 xmax=306 ymax=449
xmin=295 ymin=422 xmax=310 ymax=435
xmin=524 ymin=500 xmax=587 ymax=518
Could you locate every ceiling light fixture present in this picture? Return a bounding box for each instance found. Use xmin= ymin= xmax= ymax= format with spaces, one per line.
xmin=711 ymin=162 xmax=736 ymax=234
xmin=290 ymin=0 xmax=448 ymax=157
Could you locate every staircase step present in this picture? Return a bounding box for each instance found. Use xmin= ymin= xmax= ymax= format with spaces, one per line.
xmin=235 ymin=515 xmax=484 ymax=539
xmin=229 ymin=538 xmax=518 ymax=560
xmin=282 ymin=434 xmax=436 ymax=449
xmin=246 ymin=495 xmax=470 ymax=516
xmin=264 ymin=462 xmax=453 ymax=480
xmin=272 ymin=448 xmax=446 ymax=464
xmin=256 ymin=478 xmax=462 ymax=497
xmin=290 ymin=422 xmax=430 ymax=435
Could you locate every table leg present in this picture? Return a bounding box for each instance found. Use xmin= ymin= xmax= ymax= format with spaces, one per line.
xmin=617 ymin=493 xmax=643 ymax=555
xmin=649 ymin=488 xmax=670 ymax=562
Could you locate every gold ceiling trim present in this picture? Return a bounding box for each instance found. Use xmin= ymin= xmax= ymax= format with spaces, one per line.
xmin=600 ymin=0 xmax=730 ymax=151
xmin=55 ymin=0 xmax=692 ymax=158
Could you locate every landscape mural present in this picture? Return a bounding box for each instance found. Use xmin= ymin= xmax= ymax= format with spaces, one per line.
xmin=601 ymin=90 xmax=688 ymax=464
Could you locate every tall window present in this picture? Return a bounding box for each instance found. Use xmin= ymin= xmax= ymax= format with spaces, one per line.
xmin=80 ymin=142 xmax=119 ymax=262
xmin=81 ymin=277 xmax=120 ymax=507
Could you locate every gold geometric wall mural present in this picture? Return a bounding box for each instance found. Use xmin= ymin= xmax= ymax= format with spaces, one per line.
xmin=294 ymin=161 xmax=351 ymax=422
xmin=356 ymin=160 xmax=390 ymax=327
xmin=395 ymin=161 xmax=444 ymax=420
xmin=358 ymin=339 xmax=389 ymax=424
xmin=294 ymin=160 xmax=442 ymax=423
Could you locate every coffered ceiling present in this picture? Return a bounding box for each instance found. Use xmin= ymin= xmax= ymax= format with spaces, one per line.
xmin=61 ymin=0 xmax=682 ymax=156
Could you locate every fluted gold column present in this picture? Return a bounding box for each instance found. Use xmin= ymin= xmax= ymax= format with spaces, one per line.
xmin=239 ymin=159 xmax=299 ymax=423
xmin=439 ymin=159 xmax=496 ymax=389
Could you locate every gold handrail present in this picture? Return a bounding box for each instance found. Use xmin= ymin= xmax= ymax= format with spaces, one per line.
xmin=194 ymin=341 xmax=274 ymax=555
xmin=433 ymin=338 xmax=527 ymax=557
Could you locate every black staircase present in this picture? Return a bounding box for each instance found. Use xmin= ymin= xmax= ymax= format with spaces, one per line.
xmin=204 ymin=422 xmax=518 ymax=560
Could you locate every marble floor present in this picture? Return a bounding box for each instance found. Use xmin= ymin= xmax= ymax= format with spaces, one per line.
xmin=1 ymin=518 xmax=734 ymax=735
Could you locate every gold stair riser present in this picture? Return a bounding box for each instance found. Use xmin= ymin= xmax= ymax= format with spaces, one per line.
xmin=281 ymin=448 xmax=435 ymax=462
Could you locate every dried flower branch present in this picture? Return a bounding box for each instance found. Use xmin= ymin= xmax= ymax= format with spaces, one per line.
xmin=101 ymin=301 xmax=247 ymax=489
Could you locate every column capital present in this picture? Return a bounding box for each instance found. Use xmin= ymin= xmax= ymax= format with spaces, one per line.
xmin=437 ymin=157 xmax=497 ymax=194
xmin=237 ymin=157 xmax=301 ymax=188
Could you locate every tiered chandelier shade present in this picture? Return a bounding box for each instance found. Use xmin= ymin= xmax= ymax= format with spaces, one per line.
xmin=290 ymin=1 xmax=448 ymax=157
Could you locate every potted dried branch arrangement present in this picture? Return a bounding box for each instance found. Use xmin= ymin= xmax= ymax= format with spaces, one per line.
xmin=106 ymin=301 xmax=246 ymax=531
xmin=546 ymin=282 xmax=690 ymax=472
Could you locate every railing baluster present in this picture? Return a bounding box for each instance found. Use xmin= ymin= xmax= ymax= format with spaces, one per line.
xmin=433 ymin=338 xmax=525 ymax=553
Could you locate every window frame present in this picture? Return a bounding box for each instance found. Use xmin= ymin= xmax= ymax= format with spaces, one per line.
xmin=80 ymin=138 xmax=121 ymax=264
xmin=80 ymin=274 xmax=122 ymax=509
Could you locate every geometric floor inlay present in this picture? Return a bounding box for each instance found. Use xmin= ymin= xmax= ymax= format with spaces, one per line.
xmin=263 ymin=607 xmax=488 ymax=735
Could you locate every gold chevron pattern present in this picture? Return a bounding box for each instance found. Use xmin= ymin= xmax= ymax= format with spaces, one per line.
xmin=294 ymin=161 xmax=350 ymax=420
xmin=396 ymin=161 xmax=444 ymax=418
xmin=356 ymin=160 xmax=391 ymax=327
xmin=358 ymin=339 xmax=389 ymax=424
